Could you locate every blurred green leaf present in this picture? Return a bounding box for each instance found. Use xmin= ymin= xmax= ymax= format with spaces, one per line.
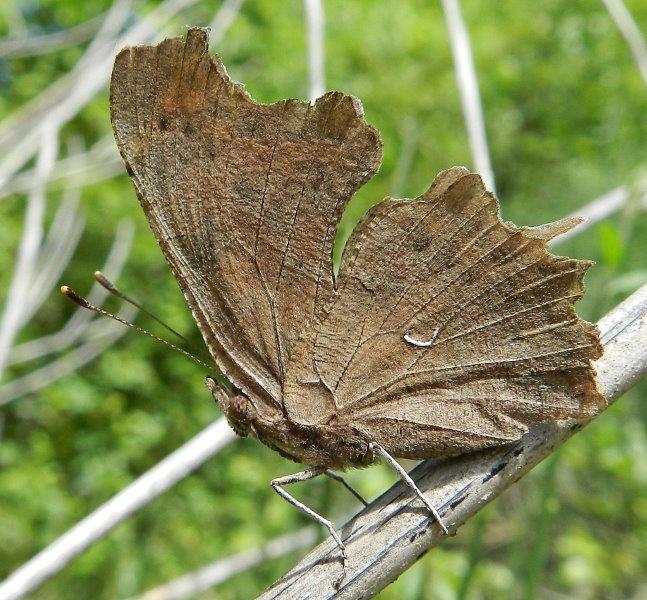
xmin=598 ymin=222 xmax=626 ymax=269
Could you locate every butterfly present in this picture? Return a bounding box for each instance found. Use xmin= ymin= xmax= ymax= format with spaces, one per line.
xmin=109 ymin=27 xmax=604 ymax=574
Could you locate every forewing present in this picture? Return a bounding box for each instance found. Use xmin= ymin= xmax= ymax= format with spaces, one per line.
xmin=110 ymin=29 xmax=382 ymax=401
xmin=284 ymin=169 xmax=604 ymax=458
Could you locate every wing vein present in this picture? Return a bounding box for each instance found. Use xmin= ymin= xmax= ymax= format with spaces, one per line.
xmin=275 ymin=162 xmax=314 ymax=290
xmin=377 ymin=196 xmax=493 ymax=331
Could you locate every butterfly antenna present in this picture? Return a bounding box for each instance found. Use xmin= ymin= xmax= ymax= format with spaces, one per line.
xmin=93 ymin=271 xmax=195 ymax=348
xmin=60 ymin=285 xmax=213 ymax=372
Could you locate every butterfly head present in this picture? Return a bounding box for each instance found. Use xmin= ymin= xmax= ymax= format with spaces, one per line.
xmin=206 ymin=377 xmax=251 ymax=437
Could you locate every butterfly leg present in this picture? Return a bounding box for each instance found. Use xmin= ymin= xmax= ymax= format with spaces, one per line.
xmin=369 ymin=442 xmax=449 ymax=534
xmin=271 ymin=468 xmax=348 ymax=581
xmin=324 ymin=470 xmax=368 ymax=506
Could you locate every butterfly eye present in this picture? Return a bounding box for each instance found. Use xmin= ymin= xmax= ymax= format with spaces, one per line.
xmin=403 ymin=328 xmax=439 ymax=348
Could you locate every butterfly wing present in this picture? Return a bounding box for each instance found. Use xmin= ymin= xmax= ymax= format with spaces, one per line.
xmin=110 ymin=29 xmax=382 ymax=402
xmin=284 ymin=169 xmax=604 ymax=458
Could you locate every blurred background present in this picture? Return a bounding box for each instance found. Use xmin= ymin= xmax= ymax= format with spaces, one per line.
xmin=1 ymin=0 xmax=646 ymax=598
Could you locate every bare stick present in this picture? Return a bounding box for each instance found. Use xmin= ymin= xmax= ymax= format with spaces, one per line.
xmin=130 ymin=528 xmax=317 ymax=600
xmin=0 ymin=135 xmax=120 ymax=201
xmin=23 ymin=187 xmax=85 ymax=326
xmin=0 ymin=13 xmax=105 ymax=59
xmin=0 ymin=0 xmax=196 ymax=188
xmin=0 ymin=123 xmax=58 ymax=378
xmin=1 ymin=0 xmax=27 ymax=39
xmin=0 ymin=306 xmax=135 ymax=406
xmin=208 ymin=0 xmax=245 ymax=50
xmin=0 ymin=0 xmax=244 ymax=200
xmin=258 ymin=283 xmax=647 ymax=599
xmin=602 ymin=0 xmax=647 ymax=88
xmin=7 ymin=220 xmax=134 ymax=366
xmin=64 ymin=221 xmax=135 ymax=332
xmin=0 ymin=418 xmax=236 ymax=600
xmin=77 ymin=0 xmax=133 ymax=71
xmin=0 ymin=0 xmax=246 ymax=193
xmin=0 ymin=0 xmax=131 ymax=160
xmin=304 ymin=0 xmax=326 ymax=102
xmin=132 ymin=475 xmax=365 ymax=600
xmin=441 ymin=0 xmax=496 ymax=194
xmin=550 ymin=183 xmax=647 ymax=246
xmin=29 ymin=219 xmax=84 ymax=313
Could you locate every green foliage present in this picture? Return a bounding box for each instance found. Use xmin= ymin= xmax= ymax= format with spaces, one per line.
xmin=1 ymin=0 xmax=646 ymax=598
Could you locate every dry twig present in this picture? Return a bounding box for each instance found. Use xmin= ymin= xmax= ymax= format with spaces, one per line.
xmin=131 ymin=529 xmax=317 ymax=600
xmin=602 ymin=0 xmax=647 ymax=87
xmin=0 ymin=0 xmax=200 ymax=190
xmin=0 ymin=13 xmax=105 ymax=59
xmin=304 ymin=0 xmax=326 ymax=102
xmin=0 ymin=418 xmax=236 ymax=600
xmin=0 ymin=136 xmax=120 ymax=200
xmin=7 ymin=219 xmax=134 ymax=367
xmin=551 ymin=182 xmax=647 ymax=245
xmin=208 ymin=0 xmax=245 ymax=50
xmin=441 ymin=0 xmax=496 ymax=193
xmin=0 ymin=304 xmax=136 ymax=406
xmin=0 ymin=123 xmax=59 ymax=378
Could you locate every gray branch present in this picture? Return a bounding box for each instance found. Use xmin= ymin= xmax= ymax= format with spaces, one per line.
xmin=442 ymin=0 xmax=496 ymax=194
xmin=130 ymin=528 xmax=317 ymax=600
xmin=0 ymin=418 xmax=236 ymax=600
xmin=0 ymin=0 xmax=198 ymax=190
xmin=550 ymin=181 xmax=647 ymax=246
xmin=0 ymin=123 xmax=59 ymax=378
xmin=0 ymin=135 xmax=121 ymax=201
xmin=303 ymin=0 xmax=326 ymax=103
xmin=0 ymin=13 xmax=105 ymax=59
xmin=208 ymin=0 xmax=245 ymax=51
xmin=0 ymin=305 xmax=135 ymax=406
xmin=7 ymin=219 xmax=134 ymax=367
xmin=258 ymin=283 xmax=647 ymax=599
xmin=602 ymin=0 xmax=647 ymax=88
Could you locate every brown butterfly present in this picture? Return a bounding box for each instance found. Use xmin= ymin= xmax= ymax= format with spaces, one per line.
xmin=108 ymin=28 xmax=604 ymax=573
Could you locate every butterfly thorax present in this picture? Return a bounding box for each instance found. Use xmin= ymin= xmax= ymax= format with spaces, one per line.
xmin=207 ymin=379 xmax=375 ymax=469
